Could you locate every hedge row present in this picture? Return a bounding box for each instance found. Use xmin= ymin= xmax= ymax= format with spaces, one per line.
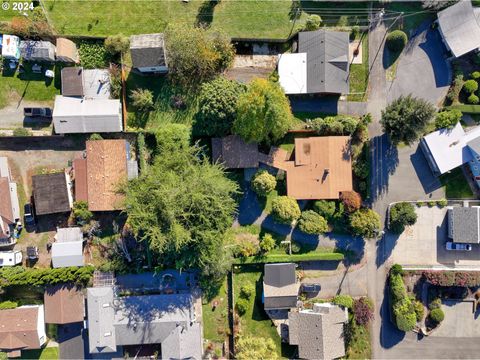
xmin=446 ymin=104 xmax=480 ymax=114
xmin=0 ymin=266 xmax=94 ymax=287
xmin=423 ymin=270 xmax=480 ymax=287
xmin=233 ymin=252 xmax=344 ymax=265
xmin=390 ymin=270 xmax=417 ymax=332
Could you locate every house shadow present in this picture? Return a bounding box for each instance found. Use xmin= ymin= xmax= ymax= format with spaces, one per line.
xmin=370 ymin=134 xmax=399 ymax=204
xmin=377 ymin=231 xmax=400 ymax=268
xmin=417 ymin=24 xmax=451 ymax=88
xmin=380 ymin=277 xmax=406 ymax=348
xmin=410 ymin=144 xmax=443 ymax=194
xmin=289 ymin=94 xmax=340 ymax=115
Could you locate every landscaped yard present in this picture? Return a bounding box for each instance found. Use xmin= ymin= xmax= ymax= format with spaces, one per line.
xmin=202 ymin=279 xmax=229 ymax=344
xmin=232 ymin=266 xmax=295 ymax=358
xmin=346 ymin=320 xmax=371 ymax=359
xmin=21 ymin=346 xmax=59 ymax=359
xmin=440 ymin=167 xmax=474 ymax=199
xmin=0 ymin=62 xmax=60 ymax=109
xmin=348 ymin=33 xmax=369 ymax=102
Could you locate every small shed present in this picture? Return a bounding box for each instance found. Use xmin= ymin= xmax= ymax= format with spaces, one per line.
xmin=51 ymin=241 xmax=83 ymax=268
xmin=20 ymin=40 xmax=56 ymax=62
xmin=130 ymin=33 xmax=168 ymax=74
xmin=1 ymin=35 xmax=21 ymax=60
xmin=56 ymin=38 xmax=79 ymax=63
xmin=32 ymin=172 xmax=73 ymax=215
xmin=61 ymin=67 xmax=84 ymax=97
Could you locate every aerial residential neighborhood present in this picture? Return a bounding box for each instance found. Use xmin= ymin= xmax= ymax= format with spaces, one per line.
xmin=1 ymin=0 xmax=480 ymax=359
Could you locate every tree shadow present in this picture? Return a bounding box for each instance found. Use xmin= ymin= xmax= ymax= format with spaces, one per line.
xmin=235 ymin=185 xmax=264 ymax=226
xmin=195 ymin=0 xmax=219 ymax=28
xmin=377 ymin=231 xmax=400 ymax=268
xmin=380 ymin=277 xmax=406 ymax=348
xmin=383 ymin=47 xmax=402 ymax=70
xmin=370 ymin=134 xmax=400 ymax=204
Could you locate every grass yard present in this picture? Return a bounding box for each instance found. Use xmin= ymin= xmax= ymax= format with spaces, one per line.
xmin=21 ymin=346 xmax=59 ymax=359
xmin=0 ymin=63 xmax=60 ymax=109
xmin=233 ymin=266 xmax=296 ymax=358
xmin=20 ymin=1 xmax=373 ymax=39
xmin=202 ymin=279 xmax=229 ymax=343
xmin=348 ymin=33 xmax=369 ymax=102
xmin=440 ymin=167 xmax=474 ymax=199
xmin=386 ymin=2 xmax=436 ymax=35
xmin=125 ymin=72 xmax=198 ymax=130
xmin=346 ymin=320 xmax=371 ymax=359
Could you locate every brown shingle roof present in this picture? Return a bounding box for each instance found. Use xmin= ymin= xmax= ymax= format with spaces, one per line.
xmin=32 ymin=172 xmax=71 ymax=215
xmin=61 ymin=67 xmax=84 ymax=96
xmin=86 ymin=140 xmax=127 ymax=211
xmin=74 ymin=158 xmax=88 ymax=202
xmin=0 ymin=307 xmax=41 ymax=350
xmin=282 ymin=137 xmax=353 ymax=200
xmin=211 ymin=135 xmax=260 ymax=168
xmin=44 ymin=285 xmax=85 ymax=324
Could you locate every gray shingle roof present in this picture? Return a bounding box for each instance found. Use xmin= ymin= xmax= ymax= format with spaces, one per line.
xmin=130 ymin=33 xmax=166 ymax=69
xmin=288 ymin=303 xmax=348 ymax=360
xmin=87 ymin=287 xmax=202 ymax=358
xmin=263 ymin=263 xmax=299 ymax=310
xmin=298 ymin=30 xmax=349 ymax=94
xmin=20 ymin=40 xmax=56 ymax=62
xmin=450 ymin=207 xmax=480 ymax=243
xmin=438 ymin=0 xmax=480 ymax=58
xmin=32 ymin=172 xmax=71 ymax=215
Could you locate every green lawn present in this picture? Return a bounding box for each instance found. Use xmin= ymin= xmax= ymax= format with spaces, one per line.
xmin=10 ymin=1 xmax=374 ymax=39
xmin=0 ymin=62 xmax=60 ymax=109
xmin=346 ymin=320 xmax=371 ymax=359
xmin=440 ymin=167 xmax=474 ymax=199
xmin=385 ymin=2 xmax=436 ymax=35
xmin=233 ymin=251 xmax=344 ymax=264
xmin=21 ymin=346 xmax=59 ymax=360
xmin=202 ymin=279 xmax=229 ymax=343
xmin=348 ymin=33 xmax=369 ymax=102
xmin=233 ymin=266 xmax=295 ymax=358
xmin=125 ymin=72 xmax=198 ymax=130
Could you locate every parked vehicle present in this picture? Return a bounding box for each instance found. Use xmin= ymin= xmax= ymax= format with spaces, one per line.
xmin=24 ymin=203 xmax=35 ymax=226
xmin=446 ymin=242 xmax=472 ymax=251
xmin=302 ymin=283 xmax=321 ymax=293
xmin=23 ymin=107 xmax=52 ymax=118
xmin=26 ymin=246 xmax=39 ymax=260
xmin=0 ymin=251 xmax=22 ymax=266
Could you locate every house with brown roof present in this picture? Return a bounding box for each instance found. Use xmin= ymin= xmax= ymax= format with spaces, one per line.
xmin=0 ymin=305 xmax=46 ymax=357
xmin=74 ymin=140 xmax=137 ymax=211
xmin=288 ymin=303 xmax=348 ymax=360
xmin=44 ymin=284 xmax=85 ymax=324
xmin=0 ymin=157 xmax=20 ymax=246
xmin=211 ymin=136 xmax=353 ymax=200
xmin=263 ymin=263 xmax=300 ymax=311
xmin=32 ymin=171 xmax=73 ymax=216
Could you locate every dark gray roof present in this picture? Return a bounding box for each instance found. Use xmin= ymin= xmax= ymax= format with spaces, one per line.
xmin=450 ymin=207 xmax=480 ymax=243
xmin=298 ymin=30 xmax=349 ymax=94
xmin=288 ymin=303 xmax=347 ymax=360
xmin=20 ymin=40 xmax=56 ymax=62
xmin=32 ymin=172 xmax=71 ymax=215
xmin=61 ymin=67 xmax=84 ymax=97
xmin=264 ymin=295 xmax=298 ymax=310
xmin=468 ymin=137 xmax=480 ymax=156
xmin=264 ymin=263 xmax=296 ymax=288
xmin=130 ymin=33 xmax=166 ymax=69
xmin=87 ymin=287 xmax=202 ymax=358
xmin=438 ymin=0 xmax=480 ymax=58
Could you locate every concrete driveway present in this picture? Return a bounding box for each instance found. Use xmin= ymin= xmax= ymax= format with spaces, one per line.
xmin=387 ymin=22 xmax=450 ymax=107
xmin=432 ymin=300 xmax=480 ymax=338
xmin=387 ymin=206 xmax=480 ymax=267
xmin=371 ymin=137 xmax=445 ymax=222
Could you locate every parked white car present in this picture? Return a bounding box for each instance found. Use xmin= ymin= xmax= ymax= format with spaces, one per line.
xmin=446 ymin=242 xmax=472 ymax=251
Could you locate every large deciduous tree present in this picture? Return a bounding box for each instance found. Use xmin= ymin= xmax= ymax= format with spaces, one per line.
xmin=124 ymin=135 xmax=239 ymax=283
xmin=233 ymin=79 xmax=293 ymax=144
xmin=194 ymin=77 xmax=245 ymax=137
xmin=381 ymin=95 xmax=435 ymax=145
xmin=165 ymin=24 xmax=235 ymax=88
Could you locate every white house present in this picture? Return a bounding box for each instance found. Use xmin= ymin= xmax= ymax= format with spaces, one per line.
xmin=52 ymin=95 xmax=122 ymax=134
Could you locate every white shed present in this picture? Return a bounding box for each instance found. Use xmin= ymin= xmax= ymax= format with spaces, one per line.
xmin=51 ymin=241 xmax=83 ymax=268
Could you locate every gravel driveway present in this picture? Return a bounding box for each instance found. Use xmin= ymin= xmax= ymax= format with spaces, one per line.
xmin=0 ymin=100 xmax=53 ymax=129
xmin=387 ymin=22 xmax=451 ymax=107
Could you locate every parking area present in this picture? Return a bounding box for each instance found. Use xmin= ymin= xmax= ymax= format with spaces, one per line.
xmin=387 ymin=206 xmax=480 ymax=267
xmin=432 ymin=300 xmax=480 ymax=338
